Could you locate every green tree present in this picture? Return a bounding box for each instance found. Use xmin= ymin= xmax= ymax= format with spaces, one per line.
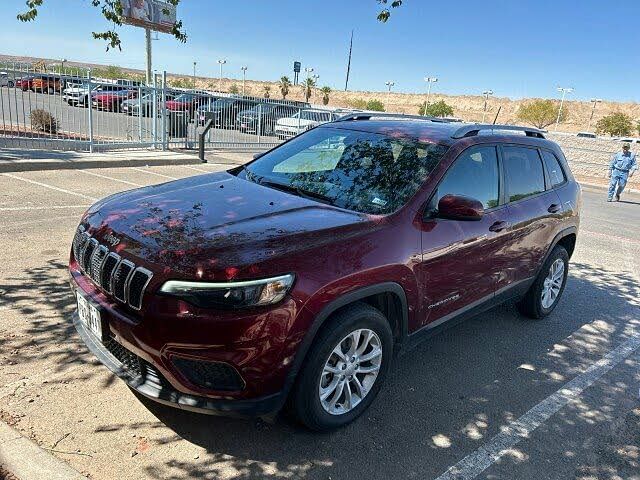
xmin=377 ymin=0 xmax=403 ymax=22
xmin=319 ymin=86 xmax=331 ymax=105
xmin=366 ymin=99 xmax=385 ymax=112
xmin=92 ymin=65 xmax=124 ymax=80
xmin=170 ymin=77 xmax=192 ymax=89
xmin=301 ymin=77 xmax=316 ymax=102
xmin=348 ymin=99 xmax=368 ymax=109
xmin=263 ymin=85 xmax=271 ymax=99
xmin=596 ymin=112 xmax=633 ymax=137
xmin=517 ymin=99 xmax=566 ymax=129
xmin=17 ymin=0 xmax=186 ymax=50
xmin=229 ymin=84 xmax=239 ymax=94
xmin=279 ymin=76 xmax=291 ymax=99
xmin=419 ymin=100 xmax=454 ymax=117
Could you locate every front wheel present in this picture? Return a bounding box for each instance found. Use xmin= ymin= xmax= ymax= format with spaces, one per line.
xmin=517 ymin=245 xmax=569 ymax=319
xmin=7 ymin=81 xmax=14 ymax=88
xmin=289 ymin=303 xmax=393 ymax=431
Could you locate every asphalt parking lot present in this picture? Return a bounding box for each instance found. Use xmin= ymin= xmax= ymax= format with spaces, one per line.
xmin=0 ymin=163 xmax=639 ymax=480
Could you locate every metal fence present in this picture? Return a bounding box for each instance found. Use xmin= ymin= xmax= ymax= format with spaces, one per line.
xmin=0 ymin=64 xmax=336 ymax=153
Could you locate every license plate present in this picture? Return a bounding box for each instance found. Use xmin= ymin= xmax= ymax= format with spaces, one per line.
xmin=77 ymin=292 xmax=105 ymax=341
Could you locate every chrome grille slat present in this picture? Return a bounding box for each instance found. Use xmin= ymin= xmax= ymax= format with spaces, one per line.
xmin=72 ymin=226 xmax=153 ymax=310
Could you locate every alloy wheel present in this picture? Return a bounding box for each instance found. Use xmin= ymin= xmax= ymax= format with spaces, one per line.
xmin=319 ymin=328 xmax=382 ymax=415
xmin=541 ymin=258 xmax=565 ymax=309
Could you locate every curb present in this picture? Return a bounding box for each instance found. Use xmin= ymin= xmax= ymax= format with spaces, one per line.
xmin=0 ymin=155 xmax=201 ymax=173
xmin=0 ymin=421 xmax=86 ymax=480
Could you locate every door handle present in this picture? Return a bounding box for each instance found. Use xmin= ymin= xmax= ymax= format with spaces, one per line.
xmin=489 ymin=221 xmax=509 ymax=232
xmin=547 ymin=204 xmax=561 ymax=213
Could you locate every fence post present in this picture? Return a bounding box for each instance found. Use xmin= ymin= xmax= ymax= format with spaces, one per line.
xmin=152 ymin=72 xmax=158 ymax=149
xmin=161 ymin=70 xmax=167 ymax=150
xmin=87 ymin=69 xmax=94 ymax=153
xmin=257 ymin=104 xmax=262 ymax=145
xmin=138 ymin=86 xmax=143 ymax=142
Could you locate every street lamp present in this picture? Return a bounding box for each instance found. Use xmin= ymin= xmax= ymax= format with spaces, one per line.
xmin=304 ymin=67 xmax=314 ymax=82
xmin=423 ymin=76 xmax=438 ymax=116
xmin=312 ymin=74 xmax=320 ymax=102
xmin=555 ymin=86 xmax=574 ymax=131
xmin=240 ymin=66 xmax=247 ymax=96
xmin=217 ymin=59 xmax=227 ymax=92
xmin=587 ymin=98 xmax=602 ymax=131
xmin=385 ymin=81 xmax=395 ymax=96
xmin=482 ymin=89 xmax=494 ymax=123
xmin=193 ymin=61 xmax=197 ymax=89
xmin=61 ymin=58 xmax=67 ymax=74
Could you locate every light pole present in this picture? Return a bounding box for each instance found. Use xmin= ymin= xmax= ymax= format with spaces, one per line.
xmin=423 ymin=77 xmax=438 ymax=116
xmin=61 ymin=58 xmax=67 ymax=74
xmin=482 ymin=90 xmax=494 ymax=123
xmin=303 ymin=67 xmax=314 ymax=101
xmin=312 ymin=74 xmax=320 ymax=102
xmin=241 ymin=66 xmax=247 ymax=96
xmin=385 ymin=81 xmax=395 ymax=98
xmin=587 ymin=98 xmax=602 ymax=131
xmin=555 ymin=86 xmax=573 ymax=131
xmin=193 ymin=61 xmax=197 ymax=89
xmin=217 ymin=59 xmax=227 ymax=92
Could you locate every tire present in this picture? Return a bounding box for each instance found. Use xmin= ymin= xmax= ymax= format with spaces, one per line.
xmin=7 ymin=81 xmax=14 ymax=88
xmin=517 ymin=245 xmax=569 ymax=319
xmin=289 ymin=302 xmax=393 ymax=431
xmin=47 ymin=87 xmax=54 ymax=94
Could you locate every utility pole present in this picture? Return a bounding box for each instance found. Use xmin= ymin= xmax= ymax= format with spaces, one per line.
xmin=587 ymin=98 xmax=602 ymax=131
xmin=217 ymin=59 xmax=227 ymax=92
xmin=241 ymin=66 xmax=247 ymax=96
xmin=385 ymin=81 xmax=395 ymax=101
xmin=423 ymin=77 xmax=438 ymax=116
xmin=312 ymin=74 xmax=320 ymax=102
xmin=345 ymin=29 xmax=354 ymax=91
xmin=145 ymin=28 xmax=152 ymax=86
xmin=555 ymin=86 xmax=573 ymax=131
xmin=193 ymin=62 xmax=197 ymax=89
xmin=482 ymin=90 xmax=494 ymax=123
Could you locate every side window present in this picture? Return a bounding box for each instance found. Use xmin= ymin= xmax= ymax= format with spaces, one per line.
xmin=432 ymin=146 xmax=500 ymax=211
xmin=541 ymin=150 xmax=566 ymax=188
xmin=502 ymin=146 xmax=546 ymax=202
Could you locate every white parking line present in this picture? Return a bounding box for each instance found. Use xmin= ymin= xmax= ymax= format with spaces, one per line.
xmin=78 ymin=169 xmax=143 ymax=187
xmin=0 ymin=205 xmax=89 ymax=211
xmin=2 ymin=173 xmax=98 ymax=201
xmin=131 ymin=167 xmax=178 ymax=180
xmin=4 ymin=215 xmax=80 ymax=228
xmin=434 ymin=333 xmax=640 ymax=480
xmin=182 ymin=165 xmax=214 ymax=173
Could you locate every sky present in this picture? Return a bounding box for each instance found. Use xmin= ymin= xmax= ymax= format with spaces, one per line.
xmin=1 ymin=0 xmax=639 ymax=102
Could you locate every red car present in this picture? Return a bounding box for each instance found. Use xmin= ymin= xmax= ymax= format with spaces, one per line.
xmin=166 ymin=92 xmax=210 ymax=119
xmin=92 ymin=89 xmax=137 ymax=112
xmin=69 ymin=114 xmax=580 ymax=430
xmin=16 ymin=76 xmax=35 ymax=91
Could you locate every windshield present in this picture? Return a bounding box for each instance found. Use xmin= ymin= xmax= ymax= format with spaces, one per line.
xmin=243 ymin=126 xmax=448 ymax=214
xmin=300 ymin=110 xmax=330 ymax=121
xmin=174 ymin=94 xmax=194 ymax=102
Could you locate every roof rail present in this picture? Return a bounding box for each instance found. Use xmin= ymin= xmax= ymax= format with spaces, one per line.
xmin=334 ymin=112 xmax=453 ymax=123
xmin=451 ymin=124 xmax=545 ymax=139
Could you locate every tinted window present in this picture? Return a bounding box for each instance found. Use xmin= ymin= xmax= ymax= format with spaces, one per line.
xmin=433 ymin=146 xmax=500 ymax=210
xmin=244 ymin=126 xmax=448 ymax=214
xmin=541 ymin=150 xmax=566 ymax=188
xmin=502 ymin=146 xmax=545 ymax=202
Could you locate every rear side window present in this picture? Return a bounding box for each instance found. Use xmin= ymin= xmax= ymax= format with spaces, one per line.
xmin=541 ymin=150 xmax=566 ymax=187
xmin=433 ymin=146 xmax=500 ymax=210
xmin=502 ymin=146 xmax=545 ymax=202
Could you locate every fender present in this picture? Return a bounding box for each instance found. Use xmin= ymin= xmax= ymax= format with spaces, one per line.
xmin=279 ymin=282 xmax=409 ymax=401
xmin=537 ymin=226 xmax=578 ymax=276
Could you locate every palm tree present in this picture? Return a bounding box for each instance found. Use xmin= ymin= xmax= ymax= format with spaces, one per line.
xmin=301 ymin=77 xmax=316 ymax=102
xmin=320 ymin=86 xmax=331 ymax=105
xmin=279 ymin=76 xmax=291 ymax=99
xmin=263 ymin=85 xmax=271 ymax=99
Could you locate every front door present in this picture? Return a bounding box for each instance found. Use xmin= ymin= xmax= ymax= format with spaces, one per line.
xmin=419 ymin=145 xmax=510 ymax=326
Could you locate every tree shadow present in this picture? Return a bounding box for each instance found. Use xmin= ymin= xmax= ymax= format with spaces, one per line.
xmin=99 ymin=260 xmax=640 ymax=480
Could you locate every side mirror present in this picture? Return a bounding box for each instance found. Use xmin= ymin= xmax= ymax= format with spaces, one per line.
xmin=437 ymin=194 xmax=484 ymax=221
xmin=252 ymin=152 xmax=265 ymax=160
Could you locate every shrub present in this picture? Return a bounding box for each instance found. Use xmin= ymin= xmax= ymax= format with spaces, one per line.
xmin=229 ymin=84 xmax=239 ymax=94
xmin=419 ymin=100 xmax=454 ymax=117
xmin=30 ymin=109 xmax=57 ymax=133
xmin=348 ymin=98 xmax=385 ymax=111
xmin=517 ymin=99 xmax=566 ymax=129
xmin=596 ymin=112 xmax=633 ymax=137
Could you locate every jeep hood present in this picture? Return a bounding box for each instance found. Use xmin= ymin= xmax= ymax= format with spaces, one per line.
xmin=82 ymin=172 xmax=376 ymax=278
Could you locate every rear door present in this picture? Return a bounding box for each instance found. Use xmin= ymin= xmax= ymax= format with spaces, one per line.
xmin=500 ymin=145 xmax=564 ymax=288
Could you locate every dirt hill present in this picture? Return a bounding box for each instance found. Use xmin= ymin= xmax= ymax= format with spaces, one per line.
xmin=3 ymin=54 xmax=640 ymax=134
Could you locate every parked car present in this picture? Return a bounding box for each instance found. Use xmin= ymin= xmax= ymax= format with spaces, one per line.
xmin=122 ymin=92 xmax=176 ymax=116
xmin=92 ymin=89 xmax=137 ymax=112
xmin=69 ymin=114 xmax=580 ymax=431
xmin=274 ymin=109 xmax=342 ymax=139
xmin=236 ymin=103 xmax=300 ymax=136
xmin=16 ymin=75 xmax=35 ymax=91
xmin=63 ymin=82 xmax=91 ymax=106
xmin=0 ymin=72 xmax=15 ymax=88
xmin=199 ymin=97 xmax=259 ymax=128
xmin=31 ymin=75 xmax=62 ymax=94
xmin=166 ymin=92 xmax=210 ymax=119
xmin=576 ymin=132 xmax=596 ymax=139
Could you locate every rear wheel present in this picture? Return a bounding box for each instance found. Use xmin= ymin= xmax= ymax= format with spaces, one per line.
xmin=7 ymin=81 xmax=14 ymax=88
xmin=517 ymin=245 xmax=569 ymax=319
xmin=289 ymin=303 xmax=392 ymax=431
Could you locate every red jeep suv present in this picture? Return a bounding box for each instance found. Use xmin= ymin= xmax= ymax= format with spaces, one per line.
xmin=69 ymin=114 xmax=580 ymax=430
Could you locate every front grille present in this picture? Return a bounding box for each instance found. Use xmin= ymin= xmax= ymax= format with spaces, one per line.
xmin=72 ymin=226 xmax=153 ymax=310
xmin=173 ymin=357 xmax=245 ymax=391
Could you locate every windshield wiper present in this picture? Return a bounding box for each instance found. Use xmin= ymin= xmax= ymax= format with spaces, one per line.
xmin=259 ymin=180 xmax=335 ymax=205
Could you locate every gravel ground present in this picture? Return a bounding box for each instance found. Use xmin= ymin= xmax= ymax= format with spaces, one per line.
xmin=0 ymin=161 xmax=639 ymax=480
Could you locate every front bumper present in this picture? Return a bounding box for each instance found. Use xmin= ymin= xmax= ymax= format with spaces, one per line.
xmin=72 ymin=311 xmax=285 ymax=417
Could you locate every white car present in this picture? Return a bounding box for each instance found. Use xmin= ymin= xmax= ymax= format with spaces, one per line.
xmin=275 ymin=109 xmax=341 ymax=139
xmin=0 ymin=72 xmax=14 ymax=88
xmin=63 ymin=83 xmax=91 ymax=106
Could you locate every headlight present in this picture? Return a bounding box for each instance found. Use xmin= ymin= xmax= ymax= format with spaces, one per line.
xmin=159 ymin=274 xmax=295 ymax=309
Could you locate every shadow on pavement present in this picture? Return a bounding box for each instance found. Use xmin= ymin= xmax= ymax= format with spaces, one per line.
xmin=97 ymin=260 xmax=640 ymax=480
